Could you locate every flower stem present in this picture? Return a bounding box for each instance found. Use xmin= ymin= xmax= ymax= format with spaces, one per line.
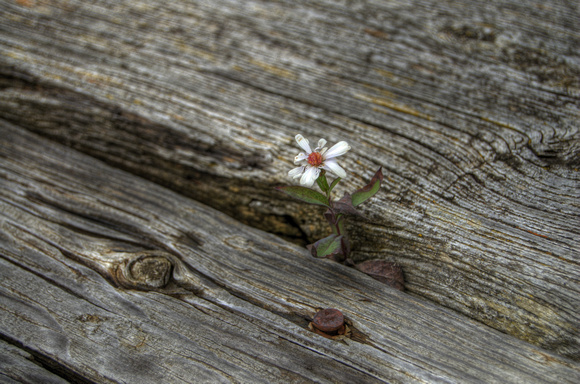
xmin=317 ymin=171 xmax=350 ymax=260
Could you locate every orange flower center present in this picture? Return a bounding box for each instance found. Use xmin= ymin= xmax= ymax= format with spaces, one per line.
xmin=307 ymin=152 xmax=323 ymax=167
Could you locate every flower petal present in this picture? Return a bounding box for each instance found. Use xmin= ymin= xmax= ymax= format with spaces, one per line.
xmin=300 ymin=166 xmax=320 ymax=187
xmin=323 ymin=141 xmax=350 ymax=159
xmin=288 ymin=166 xmax=305 ymax=179
xmin=316 ymin=138 xmax=327 ymax=150
xmin=294 ymin=152 xmax=308 ymax=164
xmin=322 ymin=159 xmax=347 ymax=178
xmin=295 ymin=134 xmax=312 ymax=154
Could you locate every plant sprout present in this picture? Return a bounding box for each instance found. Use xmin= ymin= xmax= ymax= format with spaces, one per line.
xmin=276 ymin=134 xmax=383 ymax=263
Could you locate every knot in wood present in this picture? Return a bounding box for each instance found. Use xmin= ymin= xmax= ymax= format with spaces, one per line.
xmin=124 ymin=252 xmax=173 ymax=290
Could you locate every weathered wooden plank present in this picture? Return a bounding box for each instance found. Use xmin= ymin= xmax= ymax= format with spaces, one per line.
xmin=0 ymin=0 xmax=578 ymax=360
xmin=2 ymin=122 xmax=580 ymax=382
xmin=0 ymin=339 xmax=70 ymax=384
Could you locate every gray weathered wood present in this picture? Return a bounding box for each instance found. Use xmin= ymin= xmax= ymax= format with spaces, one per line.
xmin=0 ymin=0 xmax=578 ymax=361
xmin=0 ymin=340 xmax=69 ymax=384
xmin=2 ymin=121 xmax=580 ymax=383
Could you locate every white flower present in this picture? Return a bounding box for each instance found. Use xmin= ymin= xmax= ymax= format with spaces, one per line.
xmin=288 ymin=134 xmax=351 ymax=187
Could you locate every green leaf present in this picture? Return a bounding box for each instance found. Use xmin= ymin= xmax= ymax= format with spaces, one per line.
xmin=307 ymin=234 xmax=344 ymax=258
xmin=328 ymin=177 xmax=341 ymax=192
xmin=316 ymin=171 xmax=329 ymax=193
xmin=275 ymin=186 xmax=330 ymax=207
xmin=351 ymin=167 xmax=383 ymax=206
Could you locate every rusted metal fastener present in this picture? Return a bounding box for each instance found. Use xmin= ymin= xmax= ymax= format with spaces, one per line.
xmin=310 ymin=308 xmax=349 ymax=339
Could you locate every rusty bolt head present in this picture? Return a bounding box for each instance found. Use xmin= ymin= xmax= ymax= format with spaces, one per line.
xmin=312 ymin=308 xmax=344 ymax=333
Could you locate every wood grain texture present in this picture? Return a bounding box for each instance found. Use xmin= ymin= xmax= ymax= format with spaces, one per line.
xmin=2 ymin=122 xmax=580 ymax=383
xmin=0 ymin=340 xmax=70 ymax=384
xmin=0 ymin=0 xmax=578 ymax=360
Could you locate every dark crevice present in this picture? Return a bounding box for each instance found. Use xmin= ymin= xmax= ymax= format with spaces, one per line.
xmin=0 ymin=65 xmax=41 ymax=90
xmin=0 ymin=67 xmax=313 ymax=245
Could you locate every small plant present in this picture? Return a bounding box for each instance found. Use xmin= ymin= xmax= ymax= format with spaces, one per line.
xmin=276 ymin=134 xmax=383 ymax=264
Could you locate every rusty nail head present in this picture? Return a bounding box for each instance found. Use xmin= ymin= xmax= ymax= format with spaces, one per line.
xmin=312 ymin=308 xmax=344 ymax=333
